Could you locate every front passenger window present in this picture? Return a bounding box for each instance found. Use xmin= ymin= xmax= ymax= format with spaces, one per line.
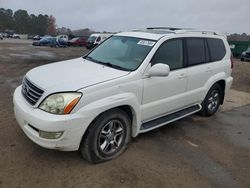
xmin=151 ymin=39 xmax=183 ymax=70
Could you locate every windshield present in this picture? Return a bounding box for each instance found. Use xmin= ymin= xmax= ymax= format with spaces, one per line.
xmin=88 ymin=36 xmax=97 ymax=42
xmin=85 ymin=36 xmax=155 ymax=71
xmin=247 ymin=46 xmax=250 ymax=51
xmin=40 ymin=37 xmax=52 ymax=42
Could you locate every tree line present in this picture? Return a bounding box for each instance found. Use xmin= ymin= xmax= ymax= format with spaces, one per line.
xmin=0 ymin=8 xmax=56 ymax=35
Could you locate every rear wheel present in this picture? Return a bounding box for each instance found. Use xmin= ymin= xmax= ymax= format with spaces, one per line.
xmin=80 ymin=109 xmax=131 ymax=163
xmin=241 ymin=58 xmax=244 ymax=61
xmin=200 ymin=84 xmax=222 ymax=116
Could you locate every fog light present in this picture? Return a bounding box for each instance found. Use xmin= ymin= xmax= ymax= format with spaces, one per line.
xmin=39 ymin=130 xmax=63 ymax=139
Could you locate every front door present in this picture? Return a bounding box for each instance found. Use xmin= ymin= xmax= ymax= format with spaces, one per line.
xmin=141 ymin=39 xmax=188 ymax=121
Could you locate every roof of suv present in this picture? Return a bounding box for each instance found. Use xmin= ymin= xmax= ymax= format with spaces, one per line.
xmin=116 ymin=27 xmax=226 ymax=41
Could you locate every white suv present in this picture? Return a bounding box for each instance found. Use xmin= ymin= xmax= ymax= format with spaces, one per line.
xmin=14 ymin=27 xmax=233 ymax=163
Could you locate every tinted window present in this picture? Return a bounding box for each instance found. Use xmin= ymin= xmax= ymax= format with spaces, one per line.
xmin=186 ymin=38 xmax=206 ymax=65
xmin=152 ymin=39 xmax=183 ymax=70
xmin=207 ymin=38 xmax=226 ymax=61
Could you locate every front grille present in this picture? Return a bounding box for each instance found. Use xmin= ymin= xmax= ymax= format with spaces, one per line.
xmin=21 ymin=77 xmax=44 ymax=105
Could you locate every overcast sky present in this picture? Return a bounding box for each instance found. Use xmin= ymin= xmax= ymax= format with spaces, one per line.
xmin=1 ymin=0 xmax=249 ymax=34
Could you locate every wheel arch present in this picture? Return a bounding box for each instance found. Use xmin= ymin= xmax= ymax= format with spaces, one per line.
xmin=77 ymin=93 xmax=141 ymax=148
xmin=216 ymin=80 xmax=226 ymax=104
xmin=204 ymin=72 xmax=227 ymax=104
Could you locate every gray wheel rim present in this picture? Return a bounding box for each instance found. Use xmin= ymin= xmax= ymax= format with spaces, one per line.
xmin=208 ymin=90 xmax=219 ymax=112
xmin=98 ymin=120 xmax=124 ymax=154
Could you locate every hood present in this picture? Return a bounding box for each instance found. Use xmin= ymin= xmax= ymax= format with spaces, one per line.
xmin=26 ymin=58 xmax=129 ymax=92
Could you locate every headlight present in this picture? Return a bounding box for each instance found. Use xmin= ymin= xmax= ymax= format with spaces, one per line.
xmin=39 ymin=92 xmax=82 ymax=114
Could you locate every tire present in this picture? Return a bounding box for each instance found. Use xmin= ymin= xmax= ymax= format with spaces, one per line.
xmin=200 ymin=84 xmax=222 ymax=117
xmin=241 ymin=58 xmax=244 ymax=62
xmin=80 ymin=109 xmax=131 ymax=163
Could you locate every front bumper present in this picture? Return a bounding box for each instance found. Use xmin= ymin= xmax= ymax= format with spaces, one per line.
xmin=13 ymin=86 xmax=90 ymax=151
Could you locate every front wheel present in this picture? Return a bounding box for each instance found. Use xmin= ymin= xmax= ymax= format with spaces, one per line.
xmin=80 ymin=109 xmax=131 ymax=163
xmin=200 ymin=84 xmax=222 ymax=117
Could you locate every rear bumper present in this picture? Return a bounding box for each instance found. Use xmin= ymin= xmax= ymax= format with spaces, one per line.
xmin=13 ymin=86 xmax=91 ymax=151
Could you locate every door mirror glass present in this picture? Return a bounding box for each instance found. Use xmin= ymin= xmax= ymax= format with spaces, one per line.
xmin=148 ymin=63 xmax=170 ymax=77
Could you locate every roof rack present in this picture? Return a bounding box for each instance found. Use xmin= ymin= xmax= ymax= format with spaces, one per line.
xmin=146 ymin=27 xmax=183 ymax=31
xmin=144 ymin=27 xmax=224 ymax=36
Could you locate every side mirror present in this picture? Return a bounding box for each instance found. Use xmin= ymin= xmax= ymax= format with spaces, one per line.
xmin=148 ymin=63 xmax=170 ymax=77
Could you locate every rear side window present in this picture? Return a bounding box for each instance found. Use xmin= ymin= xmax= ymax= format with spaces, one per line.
xmin=207 ymin=38 xmax=226 ymax=62
xmin=186 ymin=38 xmax=206 ymax=66
xmin=151 ymin=39 xmax=183 ymax=70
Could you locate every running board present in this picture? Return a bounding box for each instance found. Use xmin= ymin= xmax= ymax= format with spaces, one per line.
xmin=140 ymin=104 xmax=201 ymax=133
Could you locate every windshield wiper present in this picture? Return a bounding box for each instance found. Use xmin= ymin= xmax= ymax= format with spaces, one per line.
xmin=84 ymin=56 xmax=129 ymax=71
xmin=102 ymin=62 xmax=130 ymax=71
xmin=84 ymin=56 xmax=99 ymax=63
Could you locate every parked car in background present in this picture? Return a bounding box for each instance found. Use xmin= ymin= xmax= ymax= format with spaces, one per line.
xmin=86 ymin=33 xmax=112 ymax=49
xmin=5 ymin=33 xmax=13 ymax=38
xmin=57 ymin=35 xmax=68 ymax=42
xmin=2 ymin=33 xmax=8 ymax=38
xmin=51 ymin=38 xmax=68 ymax=48
xmin=14 ymin=28 xmax=233 ymax=163
xmin=33 ymin=37 xmax=54 ymax=46
xmin=68 ymin=37 xmax=88 ymax=47
xmin=33 ymin=35 xmax=42 ymax=40
xmin=33 ymin=35 xmax=52 ymax=41
xmin=33 ymin=37 xmax=67 ymax=47
xmin=13 ymin=34 xmax=21 ymax=39
xmin=241 ymin=46 xmax=250 ymax=61
xmin=27 ymin=34 xmax=36 ymax=39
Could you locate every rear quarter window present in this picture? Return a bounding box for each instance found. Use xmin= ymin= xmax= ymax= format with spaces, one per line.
xmin=207 ymin=38 xmax=226 ymax=62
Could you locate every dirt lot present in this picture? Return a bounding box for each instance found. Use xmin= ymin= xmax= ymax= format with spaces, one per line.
xmin=0 ymin=39 xmax=250 ymax=188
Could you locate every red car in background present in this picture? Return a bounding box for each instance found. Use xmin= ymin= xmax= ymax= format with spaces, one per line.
xmin=68 ymin=37 xmax=88 ymax=47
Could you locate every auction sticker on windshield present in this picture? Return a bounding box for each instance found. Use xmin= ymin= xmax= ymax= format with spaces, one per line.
xmin=137 ymin=40 xmax=155 ymax=46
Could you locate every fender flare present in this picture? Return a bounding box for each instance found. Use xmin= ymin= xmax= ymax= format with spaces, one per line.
xmin=76 ymin=93 xmax=141 ymax=138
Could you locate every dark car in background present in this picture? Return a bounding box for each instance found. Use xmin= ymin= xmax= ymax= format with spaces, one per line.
xmin=27 ymin=34 xmax=36 ymax=39
xmin=32 ymin=37 xmax=53 ymax=46
xmin=68 ymin=37 xmax=88 ymax=47
xmin=33 ymin=37 xmax=68 ymax=47
xmin=13 ymin=34 xmax=21 ymax=39
xmin=241 ymin=46 xmax=250 ymax=61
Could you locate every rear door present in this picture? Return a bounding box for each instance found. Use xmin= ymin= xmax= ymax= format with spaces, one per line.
xmin=185 ymin=38 xmax=212 ymax=105
xmin=185 ymin=37 xmax=227 ymax=105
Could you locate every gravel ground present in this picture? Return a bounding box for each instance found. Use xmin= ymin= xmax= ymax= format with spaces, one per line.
xmin=0 ymin=39 xmax=250 ymax=188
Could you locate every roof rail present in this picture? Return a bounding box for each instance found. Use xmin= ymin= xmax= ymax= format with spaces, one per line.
xmin=176 ymin=29 xmax=226 ymax=37
xmin=133 ymin=27 xmax=226 ymax=37
xmin=146 ymin=27 xmax=183 ymax=31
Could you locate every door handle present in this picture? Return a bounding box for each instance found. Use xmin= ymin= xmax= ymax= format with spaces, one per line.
xmin=178 ymin=73 xmax=186 ymax=79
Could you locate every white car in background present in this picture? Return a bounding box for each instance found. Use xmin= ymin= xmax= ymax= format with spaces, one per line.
xmin=14 ymin=27 xmax=233 ymax=163
xmin=86 ymin=33 xmax=112 ymax=49
xmin=56 ymin=35 xmax=68 ymax=42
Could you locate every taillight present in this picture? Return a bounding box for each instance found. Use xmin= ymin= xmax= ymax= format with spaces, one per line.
xmin=230 ymin=55 xmax=234 ymax=69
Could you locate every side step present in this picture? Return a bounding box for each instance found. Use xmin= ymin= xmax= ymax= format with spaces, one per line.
xmin=140 ymin=104 xmax=201 ymax=132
